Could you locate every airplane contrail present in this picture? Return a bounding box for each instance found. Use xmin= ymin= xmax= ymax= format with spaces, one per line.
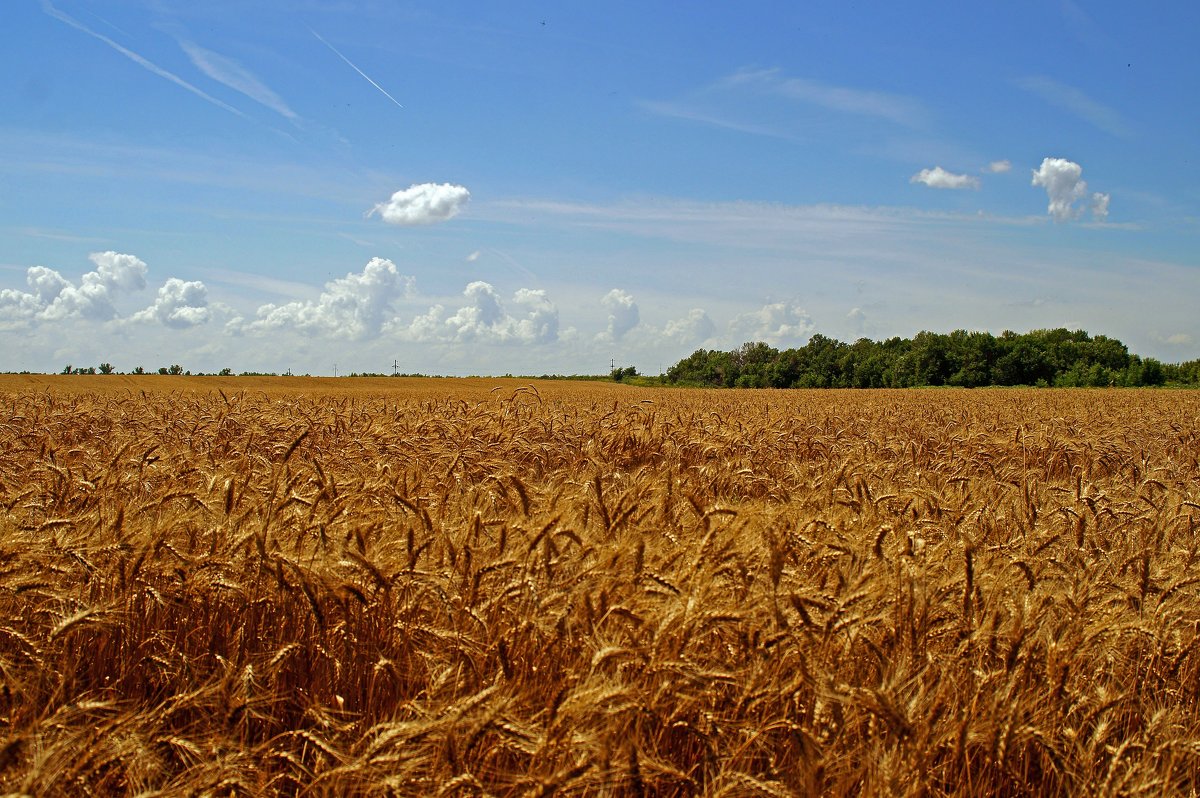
xmin=310 ymin=28 xmax=405 ymax=110
xmin=40 ymin=0 xmax=247 ymax=120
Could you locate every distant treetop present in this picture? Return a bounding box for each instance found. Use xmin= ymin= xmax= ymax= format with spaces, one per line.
xmin=665 ymin=329 xmax=1199 ymax=388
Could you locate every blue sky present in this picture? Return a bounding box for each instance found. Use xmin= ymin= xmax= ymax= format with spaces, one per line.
xmin=2 ymin=0 xmax=1198 ymax=375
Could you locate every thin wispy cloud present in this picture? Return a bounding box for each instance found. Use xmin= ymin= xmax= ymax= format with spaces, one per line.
xmin=639 ymin=67 xmax=925 ymax=144
xmin=636 ymin=99 xmax=788 ymax=139
xmin=1060 ymin=0 xmax=1115 ymax=51
xmin=721 ymin=68 xmax=927 ymax=128
xmin=1016 ymin=76 xmax=1129 ymax=137
xmin=310 ymin=28 xmax=405 ymax=110
xmin=40 ymin=0 xmax=247 ymax=120
xmin=180 ymin=40 xmax=298 ymax=121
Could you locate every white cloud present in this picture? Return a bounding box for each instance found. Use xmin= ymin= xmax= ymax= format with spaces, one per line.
xmin=466 ymin=250 xmax=481 ymax=262
xmin=370 ymin=183 xmax=470 ymax=226
xmin=403 ymin=282 xmax=559 ymax=344
xmin=729 ymin=301 xmax=814 ymax=345
xmin=26 ymin=266 xmax=71 ymax=306
xmin=0 ymin=272 xmax=52 ymax=322
xmin=130 ymin=277 xmax=210 ymax=328
xmin=1031 ymin=157 xmax=1110 ymax=222
xmin=911 ymin=166 xmax=980 ymax=190
xmin=0 ymin=251 xmax=148 ymax=322
xmin=599 ymin=289 xmax=640 ymax=341
xmin=444 ymin=281 xmax=504 ymax=338
xmin=180 ymin=40 xmax=297 ymax=120
xmin=511 ymin=288 xmax=560 ymax=344
xmin=986 ymin=160 xmax=1012 ymax=173
xmin=246 ymin=257 xmax=414 ymax=338
xmin=663 ymin=308 xmax=715 ymax=345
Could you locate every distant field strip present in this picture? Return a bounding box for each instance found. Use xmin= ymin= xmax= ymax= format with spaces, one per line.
xmin=1 ymin=377 xmax=1199 ymax=795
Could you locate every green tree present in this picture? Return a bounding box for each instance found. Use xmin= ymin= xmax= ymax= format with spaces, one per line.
xmin=611 ymin=365 xmax=638 ymax=382
xmin=98 ymin=363 xmax=115 ymax=374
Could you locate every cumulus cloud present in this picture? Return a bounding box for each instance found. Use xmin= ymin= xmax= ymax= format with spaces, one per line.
xmin=370 ymin=183 xmax=470 ymax=226
xmin=130 ymin=278 xmax=210 ymax=328
xmin=599 ymin=289 xmax=640 ymax=341
xmin=510 ymin=288 xmax=560 ymax=343
xmin=911 ymin=166 xmax=980 ymax=190
xmin=663 ymin=308 xmax=716 ymax=345
xmin=986 ymin=160 xmax=1012 ymax=173
xmin=403 ymin=282 xmax=559 ymax=344
xmin=729 ymin=301 xmax=814 ymax=345
xmin=0 ymin=251 xmax=147 ymax=322
xmin=1031 ymin=157 xmax=1110 ymax=222
xmin=246 ymin=257 xmax=414 ymax=339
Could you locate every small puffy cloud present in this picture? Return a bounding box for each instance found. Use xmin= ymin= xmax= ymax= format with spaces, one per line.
xmin=986 ymin=160 xmax=1012 ymax=173
xmin=466 ymin=250 xmax=481 ymax=262
xmin=1 ymin=251 xmax=147 ymax=323
xmin=130 ymin=278 xmax=210 ymax=328
xmin=403 ymin=282 xmax=559 ymax=344
xmin=730 ymin=301 xmax=814 ymax=345
xmin=599 ymin=289 xmax=639 ymax=341
xmin=663 ymin=308 xmax=715 ymax=345
xmin=847 ymin=307 xmax=866 ymax=335
xmin=1031 ymin=157 xmax=1109 ymax=222
xmin=246 ymin=257 xmax=414 ymax=339
xmin=370 ymin=183 xmax=470 ymax=226
xmin=911 ymin=166 xmax=980 ymax=190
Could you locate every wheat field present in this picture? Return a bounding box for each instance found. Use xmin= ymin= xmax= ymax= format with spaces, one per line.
xmin=1 ymin=375 xmax=1199 ymax=796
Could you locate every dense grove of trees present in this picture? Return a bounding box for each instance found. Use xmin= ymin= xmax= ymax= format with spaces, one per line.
xmin=666 ymin=329 xmax=1200 ymax=388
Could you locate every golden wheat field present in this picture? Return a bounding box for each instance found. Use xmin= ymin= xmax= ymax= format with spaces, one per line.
xmin=2 ymin=375 xmax=1200 ymax=796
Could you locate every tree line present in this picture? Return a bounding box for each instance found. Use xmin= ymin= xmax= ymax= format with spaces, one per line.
xmin=665 ymin=329 xmax=1200 ymax=388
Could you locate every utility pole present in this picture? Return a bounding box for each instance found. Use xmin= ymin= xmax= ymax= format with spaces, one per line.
xmin=393 ymin=359 xmax=399 ymax=377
